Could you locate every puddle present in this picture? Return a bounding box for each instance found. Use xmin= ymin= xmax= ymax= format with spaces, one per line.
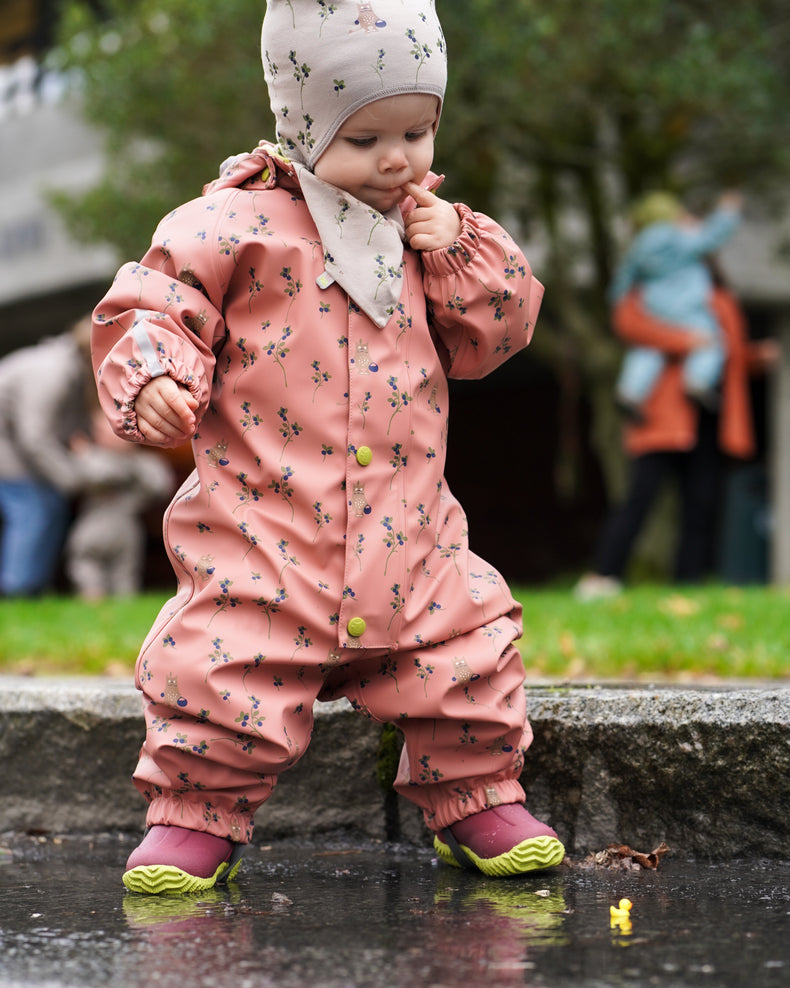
xmin=0 ymin=834 xmax=788 ymax=987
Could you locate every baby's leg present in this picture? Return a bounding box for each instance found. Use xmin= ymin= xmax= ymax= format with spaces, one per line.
xmin=123 ymin=644 xmax=327 ymax=893
xmin=683 ymin=341 xmax=725 ymax=398
xmin=341 ymin=615 xmax=564 ymax=873
xmin=131 ymin=646 xmax=327 ymax=843
xmin=396 ymin=635 xmax=531 ymax=830
xmin=616 ymin=347 xmax=665 ymax=406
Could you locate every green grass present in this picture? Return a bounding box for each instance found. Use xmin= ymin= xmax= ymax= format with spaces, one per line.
xmin=0 ymin=593 xmax=168 ymax=676
xmin=0 ymin=584 xmax=788 ymax=680
xmin=514 ymin=583 xmax=790 ymax=681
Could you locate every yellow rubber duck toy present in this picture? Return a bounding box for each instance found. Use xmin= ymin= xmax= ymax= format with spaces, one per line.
xmin=609 ymin=898 xmax=633 ymax=931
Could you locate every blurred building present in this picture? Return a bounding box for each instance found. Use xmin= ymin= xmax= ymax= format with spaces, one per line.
xmin=0 ymin=0 xmax=118 ymax=356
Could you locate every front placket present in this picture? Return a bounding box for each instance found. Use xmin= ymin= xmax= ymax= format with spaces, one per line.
xmin=338 ymin=304 xmax=412 ymax=651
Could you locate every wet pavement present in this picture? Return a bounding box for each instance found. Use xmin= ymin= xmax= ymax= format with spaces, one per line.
xmin=1 ymin=833 xmax=788 ymax=988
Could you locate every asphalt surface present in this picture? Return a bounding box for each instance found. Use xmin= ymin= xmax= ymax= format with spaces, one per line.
xmin=1 ymin=831 xmax=788 ymax=988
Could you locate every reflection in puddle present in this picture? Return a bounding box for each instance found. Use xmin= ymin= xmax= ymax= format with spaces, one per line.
xmin=0 ymin=837 xmax=788 ymax=988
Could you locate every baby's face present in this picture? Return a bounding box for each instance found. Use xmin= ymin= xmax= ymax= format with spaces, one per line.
xmin=314 ymin=93 xmax=438 ymax=212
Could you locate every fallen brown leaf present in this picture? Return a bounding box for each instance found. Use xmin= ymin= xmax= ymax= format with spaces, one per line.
xmin=570 ymin=842 xmax=670 ymax=871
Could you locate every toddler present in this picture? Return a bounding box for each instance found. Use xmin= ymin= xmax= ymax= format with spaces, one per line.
xmin=92 ymin=0 xmax=563 ymax=894
xmin=610 ymin=190 xmax=741 ymax=416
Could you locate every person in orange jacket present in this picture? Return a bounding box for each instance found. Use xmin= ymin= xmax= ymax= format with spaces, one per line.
xmin=575 ymin=283 xmax=778 ymax=600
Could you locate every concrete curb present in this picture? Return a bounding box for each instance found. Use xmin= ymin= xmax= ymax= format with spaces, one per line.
xmin=1 ymin=677 xmax=788 ymax=858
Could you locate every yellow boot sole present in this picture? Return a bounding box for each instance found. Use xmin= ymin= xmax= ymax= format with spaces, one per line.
xmin=123 ymin=856 xmax=243 ymax=895
xmin=434 ymin=833 xmax=565 ymax=876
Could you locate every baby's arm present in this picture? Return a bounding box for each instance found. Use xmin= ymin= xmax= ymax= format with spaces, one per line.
xmin=675 ymin=193 xmax=741 ymax=259
xmin=92 ymin=195 xmax=235 ymax=446
xmin=419 ymin=201 xmax=542 ymax=379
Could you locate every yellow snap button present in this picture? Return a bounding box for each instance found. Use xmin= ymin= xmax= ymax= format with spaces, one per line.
xmin=347 ymin=617 xmax=367 ymax=638
xmin=356 ymin=446 xmax=373 ymax=466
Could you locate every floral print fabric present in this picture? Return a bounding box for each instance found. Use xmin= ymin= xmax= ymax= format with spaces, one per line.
xmin=92 ymin=150 xmax=543 ymax=841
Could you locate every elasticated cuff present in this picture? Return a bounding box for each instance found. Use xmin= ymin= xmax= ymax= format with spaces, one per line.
xmin=143 ymin=793 xmax=255 ymax=844
xmin=420 ymin=776 xmax=527 ymax=833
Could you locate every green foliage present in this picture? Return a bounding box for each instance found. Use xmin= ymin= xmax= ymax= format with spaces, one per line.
xmin=53 ymin=0 xmax=790 ymax=261
xmin=436 ymin=0 xmax=790 ymax=508
xmin=439 ymin=0 xmax=790 ymax=211
xmin=53 ymin=0 xmax=272 ymax=257
xmin=0 ymin=593 xmax=167 ymax=676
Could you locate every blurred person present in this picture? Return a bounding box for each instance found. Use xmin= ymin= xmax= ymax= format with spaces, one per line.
xmin=66 ymin=407 xmax=175 ymax=600
xmin=0 ymin=317 xmax=94 ymax=596
xmin=610 ymin=190 xmax=742 ymax=419
xmin=576 ymin=274 xmax=778 ymax=601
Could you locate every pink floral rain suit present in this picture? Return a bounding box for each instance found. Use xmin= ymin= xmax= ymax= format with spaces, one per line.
xmin=92 ymin=148 xmax=544 ymax=843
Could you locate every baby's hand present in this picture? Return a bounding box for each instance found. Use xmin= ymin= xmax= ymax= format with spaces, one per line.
xmin=403 ymin=181 xmax=462 ymax=252
xmin=135 ymin=376 xmax=198 ymax=446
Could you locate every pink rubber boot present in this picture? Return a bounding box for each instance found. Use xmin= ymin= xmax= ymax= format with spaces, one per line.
xmin=434 ymin=803 xmax=565 ymax=876
xmin=123 ymin=825 xmax=245 ymax=895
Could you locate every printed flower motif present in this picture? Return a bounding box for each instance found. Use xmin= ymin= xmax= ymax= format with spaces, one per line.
xmin=276 ymin=539 xmax=300 ymax=583
xmin=388 ymin=583 xmax=405 ymax=631
xmin=234 ymin=337 xmax=258 ymax=392
xmin=359 ymin=390 xmax=372 ymax=426
xmin=218 ymin=232 xmax=241 ymax=261
xmin=292 ymin=625 xmax=313 ymax=660
xmin=312 ymin=500 xmax=332 ymax=541
xmin=381 ymin=516 xmax=408 ymax=573
xmin=208 ymin=579 xmax=242 ymax=625
xmin=280 ymin=266 xmax=303 ymax=316
xmin=417 ymin=752 xmax=443 ymax=783
xmin=372 ymin=48 xmax=385 ymax=85
xmin=204 ymin=638 xmax=232 ymax=680
xmin=239 ymin=400 xmax=263 ymax=435
xmin=269 ymin=465 xmax=296 ymax=519
xmin=351 ymin=533 xmax=365 ymax=569
xmin=163 ymin=282 xmax=184 ymax=311
xmin=389 ymin=443 xmax=407 ymax=488
xmin=233 ymin=471 xmax=265 ymax=513
xmin=311 ymin=360 xmax=331 ymax=401
xmin=376 ymin=653 xmax=399 ymax=691
xmin=438 ymin=541 xmax=462 ymax=574
xmin=277 ymin=407 xmax=303 ymax=458
xmin=373 ymin=253 xmax=404 ymax=298
xmin=263 ymin=324 xmax=293 ymax=385
xmin=335 ymin=199 xmax=351 ymax=237
xmin=405 ymin=28 xmax=434 ymax=79
xmin=415 ymin=503 xmax=431 ymax=540
xmin=458 ymin=723 xmax=479 ymax=746
xmin=238 ymin=521 xmax=261 ymax=560
xmin=386 ymin=375 xmax=411 ymax=433
xmin=288 ymin=50 xmax=311 ymax=106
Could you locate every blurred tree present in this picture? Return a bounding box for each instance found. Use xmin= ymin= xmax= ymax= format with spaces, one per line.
xmin=52 ymin=0 xmax=790 ymax=496
xmin=438 ymin=0 xmax=790 ymax=494
xmin=51 ymin=0 xmax=269 ymax=258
